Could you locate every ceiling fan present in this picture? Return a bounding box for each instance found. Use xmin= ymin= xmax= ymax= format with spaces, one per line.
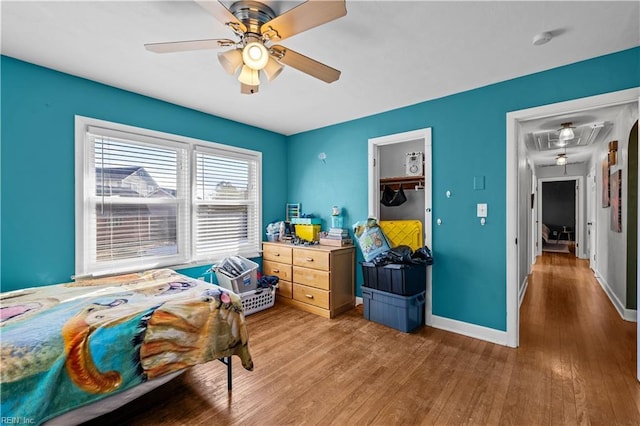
xmin=144 ymin=0 xmax=347 ymax=94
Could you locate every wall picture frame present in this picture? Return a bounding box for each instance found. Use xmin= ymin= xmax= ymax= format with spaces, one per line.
xmin=610 ymin=169 xmax=622 ymax=232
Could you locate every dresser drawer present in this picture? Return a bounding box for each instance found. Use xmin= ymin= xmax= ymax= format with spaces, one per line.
xmin=293 ymin=266 xmax=330 ymax=290
xmin=293 ymin=248 xmax=330 ymax=270
xmin=263 ymin=244 xmax=293 ymax=263
xmin=263 ymin=260 xmax=292 ymax=282
xmin=293 ymin=283 xmax=329 ymax=309
xmin=276 ymin=280 xmax=292 ymax=299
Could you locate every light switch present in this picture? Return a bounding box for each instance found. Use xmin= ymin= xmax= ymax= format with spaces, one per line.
xmin=477 ymin=203 xmax=488 ymax=218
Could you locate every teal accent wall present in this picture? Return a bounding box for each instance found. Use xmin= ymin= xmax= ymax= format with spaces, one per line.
xmin=0 ymin=56 xmax=287 ymax=292
xmin=2 ymin=48 xmax=639 ymax=332
xmin=287 ymin=47 xmax=640 ymax=331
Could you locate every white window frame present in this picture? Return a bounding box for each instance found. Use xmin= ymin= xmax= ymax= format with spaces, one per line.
xmin=192 ymin=145 xmax=261 ymax=263
xmin=75 ymin=115 xmax=262 ymax=277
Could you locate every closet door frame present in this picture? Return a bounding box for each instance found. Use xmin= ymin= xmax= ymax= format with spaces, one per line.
xmin=368 ymin=128 xmax=433 ymax=325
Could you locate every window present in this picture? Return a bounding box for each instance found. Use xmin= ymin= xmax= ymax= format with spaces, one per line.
xmin=75 ymin=116 xmax=262 ymax=277
xmin=193 ymin=148 xmax=260 ymax=261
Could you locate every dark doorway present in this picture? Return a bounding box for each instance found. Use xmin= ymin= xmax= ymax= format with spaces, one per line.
xmin=542 ymin=180 xmax=576 ymax=247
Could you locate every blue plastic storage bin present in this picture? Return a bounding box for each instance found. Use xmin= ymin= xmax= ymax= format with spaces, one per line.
xmin=362 ymin=287 xmax=425 ymax=333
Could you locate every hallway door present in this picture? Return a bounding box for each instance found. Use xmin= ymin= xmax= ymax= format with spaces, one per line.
xmin=587 ymin=170 xmax=597 ymax=270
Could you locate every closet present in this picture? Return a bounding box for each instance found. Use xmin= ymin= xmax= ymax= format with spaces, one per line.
xmin=367 ymin=128 xmax=433 ymax=325
xmin=379 ymin=142 xmax=426 ymax=223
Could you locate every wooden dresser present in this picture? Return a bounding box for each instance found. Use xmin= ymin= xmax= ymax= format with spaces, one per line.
xmin=262 ymin=242 xmax=355 ymax=318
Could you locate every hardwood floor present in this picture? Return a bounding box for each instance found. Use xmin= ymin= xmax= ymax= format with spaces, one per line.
xmin=87 ymin=253 xmax=639 ymax=425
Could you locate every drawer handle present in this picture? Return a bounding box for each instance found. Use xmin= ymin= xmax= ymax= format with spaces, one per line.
xmin=306 ymin=257 xmax=314 ymax=262
xmin=274 ymin=253 xmax=280 ymax=256
xmin=305 ymin=294 xmax=314 ymax=299
xmin=273 ymin=269 xmax=280 ymax=273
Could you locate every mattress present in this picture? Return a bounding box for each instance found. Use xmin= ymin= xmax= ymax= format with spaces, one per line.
xmin=1 ymin=269 xmax=253 ymax=425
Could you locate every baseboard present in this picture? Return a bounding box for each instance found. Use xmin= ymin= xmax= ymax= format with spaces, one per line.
xmin=355 ymin=296 xmax=363 ymax=306
xmin=519 ymin=276 xmax=529 ymax=307
xmin=431 ymin=315 xmax=508 ymax=346
xmin=594 ymin=270 xmax=637 ymax=322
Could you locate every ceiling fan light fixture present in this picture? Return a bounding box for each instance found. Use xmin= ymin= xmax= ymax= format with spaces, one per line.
xmin=263 ymin=56 xmax=284 ymax=81
xmin=241 ymin=84 xmax=259 ymax=95
xmin=217 ymin=48 xmax=243 ymax=75
xmin=558 ymin=122 xmax=575 ymax=141
xmin=556 ymin=153 xmax=568 ymax=166
xmin=242 ymin=42 xmax=268 ymax=70
xmin=238 ymin=64 xmax=260 ymax=86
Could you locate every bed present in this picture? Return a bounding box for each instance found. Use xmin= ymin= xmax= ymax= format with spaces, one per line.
xmin=0 ymin=269 xmax=253 ymax=425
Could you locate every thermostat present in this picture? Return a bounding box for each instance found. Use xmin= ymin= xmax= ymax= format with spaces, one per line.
xmin=405 ymin=152 xmax=424 ymax=176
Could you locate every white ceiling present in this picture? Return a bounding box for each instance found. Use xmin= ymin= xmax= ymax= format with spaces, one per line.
xmin=1 ymin=1 xmax=639 ymax=136
xmin=521 ymin=104 xmax=625 ymax=167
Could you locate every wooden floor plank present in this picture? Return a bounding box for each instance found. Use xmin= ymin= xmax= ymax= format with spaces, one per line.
xmin=84 ymin=252 xmax=640 ymax=425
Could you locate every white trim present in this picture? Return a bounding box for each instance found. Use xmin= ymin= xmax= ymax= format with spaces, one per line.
xmin=431 ymin=315 xmax=508 ymax=346
xmin=519 ymin=276 xmax=529 ymax=307
xmin=506 ymin=111 xmax=519 ymax=348
xmin=636 ymin=93 xmax=640 ymax=381
xmin=74 ymin=115 xmax=263 ymax=277
xmin=368 ymin=128 xmax=433 ymax=326
xmin=637 ymin=94 xmax=640 ymax=381
xmin=594 ymin=269 xmax=638 ymax=322
xmin=506 ymin=87 xmax=640 ymax=350
xmin=355 ymin=296 xmax=363 ymax=306
xmin=82 ymin=117 xmax=261 ymax=158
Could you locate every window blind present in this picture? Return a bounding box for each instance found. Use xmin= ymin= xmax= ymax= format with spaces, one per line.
xmin=75 ymin=116 xmax=262 ymax=276
xmin=193 ymin=148 xmax=260 ymax=260
xmin=76 ymin=117 xmax=262 ymax=277
xmin=81 ymin=130 xmax=189 ymax=275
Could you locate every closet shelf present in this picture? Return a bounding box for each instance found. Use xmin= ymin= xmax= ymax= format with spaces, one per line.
xmin=380 ymin=176 xmax=425 ymax=191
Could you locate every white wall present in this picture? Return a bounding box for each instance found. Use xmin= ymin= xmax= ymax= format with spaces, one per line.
xmin=536 ymin=162 xmax=589 ymax=179
xmin=379 ymin=140 xmax=425 ymax=222
xmin=517 ymin=154 xmax=532 ymax=294
xmin=592 ymin=102 xmax=639 ymax=312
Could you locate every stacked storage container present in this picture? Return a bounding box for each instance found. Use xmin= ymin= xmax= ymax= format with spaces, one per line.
xmin=361 ymin=220 xmax=428 ymax=333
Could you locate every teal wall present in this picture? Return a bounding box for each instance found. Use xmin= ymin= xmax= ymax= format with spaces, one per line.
xmin=287 ymin=47 xmax=640 ymax=331
xmin=0 ymin=56 xmax=287 ymax=292
xmin=2 ymin=48 xmax=639 ymax=331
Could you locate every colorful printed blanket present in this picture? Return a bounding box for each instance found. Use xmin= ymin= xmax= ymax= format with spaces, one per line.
xmin=0 ymin=269 xmax=253 ymax=425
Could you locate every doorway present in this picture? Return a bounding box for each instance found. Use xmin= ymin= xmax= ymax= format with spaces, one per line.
xmin=368 ymin=128 xmax=433 ymax=325
xmin=506 ymin=87 xmax=640 ymax=353
xmin=538 ymin=177 xmax=583 ymax=257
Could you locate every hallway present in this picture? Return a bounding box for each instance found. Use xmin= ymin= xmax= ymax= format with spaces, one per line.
xmin=517 ymin=252 xmax=640 ymax=424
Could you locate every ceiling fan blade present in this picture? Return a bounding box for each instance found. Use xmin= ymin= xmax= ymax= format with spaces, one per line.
xmin=195 ymin=1 xmax=247 ymax=33
xmin=145 ymin=39 xmax=235 ymax=53
xmin=261 ymin=0 xmax=346 ymax=42
xmin=270 ymin=45 xmax=340 ymax=83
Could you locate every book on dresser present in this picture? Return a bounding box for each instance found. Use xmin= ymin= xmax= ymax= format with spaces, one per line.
xmin=326 ymin=228 xmax=349 ymax=239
